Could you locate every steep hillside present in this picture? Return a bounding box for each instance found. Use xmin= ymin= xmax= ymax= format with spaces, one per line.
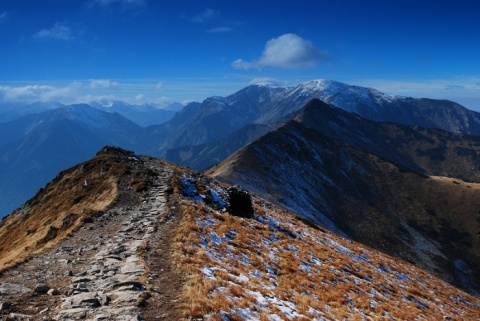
xmin=0 ymin=146 xmax=156 ymax=270
xmin=166 ymin=123 xmax=274 ymax=170
xmin=207 ymin=120 xmax=480 ymax=294
xmin=0 ymin=105 xmax=144 ymax=217
xmin=174 ymin=174 xmax=480 ymax=319
xmin=141 ymin=84 xmax=283 ymax=156
xmin=327 ymin=88 xmax=480 ymax=135
xmin=295 ymin=99 xmax=480 ymax=182
xmin=1 ymin=148 xmax=479 ymax=320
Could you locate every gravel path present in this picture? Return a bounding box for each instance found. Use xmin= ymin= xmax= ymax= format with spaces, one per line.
xmin=0 ymin=159 xmax=181 ymax=321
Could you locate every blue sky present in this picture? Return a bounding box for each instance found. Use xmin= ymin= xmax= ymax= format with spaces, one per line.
xmin=0 ymin=0 xmax=479 ymax=109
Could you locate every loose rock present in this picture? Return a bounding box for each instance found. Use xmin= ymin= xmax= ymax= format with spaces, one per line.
xmin=34 ymin=283 xmax=50 ymax=294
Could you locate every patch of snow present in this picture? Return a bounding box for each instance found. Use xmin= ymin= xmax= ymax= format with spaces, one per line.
xmin=289 ymin=79 xmax=350 ymax=100
xmin=202 ymin=266 xmax=216 ymax=280
xmin=301 ymin=261 xmax=312 ymax=273
xmin=179 ymin=176 xmax=204 ymax=202
xmin=268 ymin=235 xmax=280 ymax=242
xmin=246 ymin=290 xmax=305 ymax=320
xmin=311 ymin=255 xmax=321 ymax=265
xmin=241 ymin=253 xmax=250 ymax=264
xmin=267 ymin=314 xmax=283 ymax=321
xmin=266 ymin=264 xmax=276 ymax=276
xmin=209 ymin=188 xmax=226 ymax=208
xmin=235 ymin=308 xmax=259 ymax=321
xmin=250 ymin=270 xmax=262 ymax=279
xmin=261 ymin=239 xmax=270 ymax=246
xmin=352 ymin=254 xmax=370 ymax=263
xmin=206 ymin=249 xmax=224 ymax=261
xmin=224 ymin=229 xmax=236 ymax=241
xmin=328 ymin=239 xmax=352 ymax=255
xmin=249 ymin=78 xmax=284 ymax=88
xmin=254 ymin=214 xmax=267 ymax=224
xmin=236 ymin=274 xmax=250 ymax=284
xmin=209 ymin=232 xmax=223 ymax=244
xmin=200 ymin=233 xmax=208 ymax=246
xmin=377 ymin=264 xmax=389 ymax=273
xmin=197 ymin=218 xmax=216 ymax=227
xmin=396 ymin=273 xmax=410 ymax=281
xmin=288 ymin=245 xmax=297 ymax=251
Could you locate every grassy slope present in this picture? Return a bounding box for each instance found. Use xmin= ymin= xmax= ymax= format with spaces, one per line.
xmin=0 ymin=147 xmax=151 ymax=270
xmin=171 ymin=170 xmax=480 ymax=320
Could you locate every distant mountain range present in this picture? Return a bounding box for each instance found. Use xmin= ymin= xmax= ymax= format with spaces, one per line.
xmin=2 ymin=78 xmax=480 ymax=221
xmin=158 ymin=80 xmax=480 ymax=169
xmin=0 ymin=105 xmax=145 ymax=216
xmin=0 ymin=101 xmax=181 ymax=215
xmin=89 ymin=101 xmax=182 ymax=127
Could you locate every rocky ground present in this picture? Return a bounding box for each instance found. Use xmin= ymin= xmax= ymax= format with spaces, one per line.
xmin=0 ymin=158 xmax=181 ymax=321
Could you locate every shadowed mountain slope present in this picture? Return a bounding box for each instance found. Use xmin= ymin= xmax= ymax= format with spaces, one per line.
xmin=294 ymin=99 xmax=480 ymax=181
xmin=166 ymin=123 xmax=274 ymax=170
xmin=207 ymin=112 xmax=480 ymax=294
xmin=327 ymin=88 xmax=480 ymax=134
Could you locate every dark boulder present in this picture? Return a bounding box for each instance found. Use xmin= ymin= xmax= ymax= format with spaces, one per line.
xmin=226 ymin=186 xmax=255 ymax=218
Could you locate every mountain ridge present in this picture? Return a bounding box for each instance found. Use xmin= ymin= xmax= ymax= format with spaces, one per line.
xmin=207 ymin=102 xmax=480 ymax=294
xmin=148 ymin=79 xmax=480 ymax=170
xmin=0 ymin=146 xmax=479 ymax=320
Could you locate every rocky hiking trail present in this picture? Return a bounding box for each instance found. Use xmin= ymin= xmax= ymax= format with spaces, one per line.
xmin=0 ymin=159 xmax=183 ymax=321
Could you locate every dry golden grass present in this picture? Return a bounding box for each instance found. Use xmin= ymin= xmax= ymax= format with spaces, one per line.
xmin=0 ymin=147 xmax=148 ymax=271
xmin=170 ymin=169 xmax=480 ymax=320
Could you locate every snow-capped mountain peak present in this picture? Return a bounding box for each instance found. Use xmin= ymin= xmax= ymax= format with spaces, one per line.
xmin=285 ymin=79 xmax=350 ymax=101
xmin=248 ymin=78 xmax=284 ymax=88
xmin=299 ymin=79 xmax=349 ymax=94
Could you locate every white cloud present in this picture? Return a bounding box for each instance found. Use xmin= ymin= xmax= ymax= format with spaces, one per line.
xmin=154 ymin=82 xmax=164 ymax=91
xmin=0 ymin=84 xmax=79 ymax=103
xmin=34 ymin=22 xmax=74 ymax=41
xmin=0 ymin=80 xmax=182 ymax=106
xmin=89 ymin=79 xmax=119 ymax=89
xmin=207 ymin=26 xmax=232 ymax=33
xmin=190 ymin=8 xmax=219 ymax=23
xmin=233 ymin=33 xmax=328 ymax=70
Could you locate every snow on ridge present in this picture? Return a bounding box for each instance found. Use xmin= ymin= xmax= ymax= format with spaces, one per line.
xmin=300 ymin=79 xmax=350 ymax=92
xmin=204 ymin=96 xmax=228 ymax=105
xmin=248 ymin=78 xmax=285 ymax=88
xmin=286 ymin=79 xmax=350 ymax=100
xmin=61 ymin=104 xmax=112 ymax=126
xmin=175 ymin=171 xmax=480 ymax=320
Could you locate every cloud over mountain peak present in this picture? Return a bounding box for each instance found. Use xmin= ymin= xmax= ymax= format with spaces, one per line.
xmin=233 ymin=33 xmax=329 ymax=70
